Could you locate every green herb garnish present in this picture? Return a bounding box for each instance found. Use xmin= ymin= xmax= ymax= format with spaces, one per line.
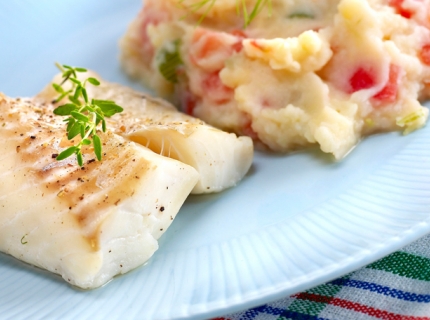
xmin=158 ymin=40 xmax=183 ymax=83
xmin=52 ymin=63 xmax=123 ymax=166
xmin=396 ymin=110 xmax=425 ymax=127
xmin=396 ymin=110 xmax=426 ymax=135
xmin=21 ymin=234 xmax=28 ymax=245
xmin=288 ymin=12 xmax=314 ymax=19
xmin=178 ymin=0 xmax=272 ymax=28
xmin=238 ymin=0 xmax=272 ymax=28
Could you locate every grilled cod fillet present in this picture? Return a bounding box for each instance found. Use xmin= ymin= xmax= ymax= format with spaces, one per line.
xmin=37 ymin=72 xmax=254 ymax=194
xmin=0 ymin=94 xmax=198 ymax=289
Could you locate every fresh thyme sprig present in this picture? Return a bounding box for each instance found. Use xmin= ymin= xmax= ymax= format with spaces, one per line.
xmin=52 ymin=63 xmax=123 ymax=166
xmin=178 ymin=0 xmax=272 ymax=28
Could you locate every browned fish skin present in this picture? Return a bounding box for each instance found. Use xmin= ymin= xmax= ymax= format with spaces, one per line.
xmin=0 ymin=94 xmax=199 ymax=289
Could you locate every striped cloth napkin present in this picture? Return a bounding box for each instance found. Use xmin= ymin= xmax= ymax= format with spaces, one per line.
xmin=217 ymin=234 xmax=430 ymax=320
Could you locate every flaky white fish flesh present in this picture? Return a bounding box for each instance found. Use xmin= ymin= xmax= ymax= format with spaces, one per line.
xmin=37 ymin=72 xmax=254 ymax=194
xmin=0 ymin=94 xmax=199 ymax=289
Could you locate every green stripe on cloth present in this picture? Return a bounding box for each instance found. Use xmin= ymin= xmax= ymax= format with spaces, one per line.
xmin=305 ymin=283 xmax=343 ymax=297
xmin=367 ymin=251 xmax=430 ymax=281
xmin=283 ymin=278 xmax=348 ymax=316
xmin=282 ymin=298 xmax=326 ymax=316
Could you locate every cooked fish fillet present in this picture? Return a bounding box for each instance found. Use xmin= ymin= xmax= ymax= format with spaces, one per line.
xmin=37 ymin=72 xmax=254 ymax=194
xmin=0 ymin=94 xmax=199 ymax=289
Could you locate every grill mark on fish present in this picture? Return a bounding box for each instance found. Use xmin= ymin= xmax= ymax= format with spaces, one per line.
xmin=0 ymin=95 xmax=150 ymax=251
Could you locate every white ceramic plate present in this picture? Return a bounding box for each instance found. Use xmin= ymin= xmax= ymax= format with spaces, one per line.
xmin=1 ymin=1 xmax=430 ymax=319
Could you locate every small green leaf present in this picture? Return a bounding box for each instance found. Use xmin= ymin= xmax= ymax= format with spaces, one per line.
xmin=82 ymin=138 xmax=92 ymax=145
xmin=62 ymin=70 xmax=72 ymax=81
xmin=95 ymin=113 xmax=103 ymax=126
xmin=102 ymin=119 xmax=107 ymax=132
xmin=76 ymin=152 xmax=84 ymax=167
xmin=87 ymin=77 xmax=100 ymax=86
xmin=71 ymin=111 xmax=89 ymax=122
xmin=68 ymin=122 xmax=82 ymax=140
xmin=158 ymin=40 xmax=183 ymax=83
xmin=63 ymin=65 xmax=73 ymax=70
xmin=93 ymin=135 xmax=102 ymax=161
xmin=82 ymin=105 xmax=95 ymax=113
xmin=82 ymin=88 xmax=88 ymax=103
xmin=92 ymin=99 xmax=115 ymax=106
xmin=80 ymin=124 xmax=86 ymax=138
xmin=66 ymin=117 xmax=75 ymax=131
xmin=52 ymin=83 xmax=64 ymax=94
xmin=53 ymin=104 xmax=78 ymax=116
xmin=68 ymin=95 xmax=81 ymax=106
xmin=73 ymin=86 xmax=82 ymax=100
xmin=75 ymin=67 xmax=87 ymax=72
xmin=69 ymin=77 xmax=81 ymax=85
xmin=56 ymin=146 xmax=78 ymax=161
xmin=97 ymin=103 xmax=123 ymax=117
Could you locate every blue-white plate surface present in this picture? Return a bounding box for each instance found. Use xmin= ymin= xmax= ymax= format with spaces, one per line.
xmin=1 ymin=1 xmax=430 ymax=319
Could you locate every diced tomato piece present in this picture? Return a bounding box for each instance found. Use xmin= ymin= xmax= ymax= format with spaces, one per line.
xmin=250 ymin=40 xmax=265 ymax=51
xmin=420 ymin=44 xmax=430 ymax=65
xmin=373 ymin=64 xmax=401 ymax=103
xmin=190 ymin=30 xmax=240 ymax=71
xmin=230 ymin=30 xmax=247 ymax=52
xmin=202 ymin=72 xmax=221 ymax=89
xmin=197 ymin=36 xmax=224 ymax=59
xmin=183 ymin=92 xmax=197 ymax=116
xmin=232 ymin=41 xmax=244 ymax=53
xmin=388 ymin=0 xmax=414 ymax=18
xmin=192 ymin=30 xmax=228 ymax=61
xmin=191 ymin=29 xmax=247 ymax=67
xmin=202 ymin=71 xmax=234 ymax=104
xmin=348 ymin=64 xmax=401 ymax=103
xmin=349 ymin=67 xmax=376 ymax=92
xmin=230 ymin=30 xmax=247 ymax=38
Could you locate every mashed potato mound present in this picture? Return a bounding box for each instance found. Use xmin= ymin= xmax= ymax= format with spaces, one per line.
xmin=120 ymin=0 xmax=430 ymax=159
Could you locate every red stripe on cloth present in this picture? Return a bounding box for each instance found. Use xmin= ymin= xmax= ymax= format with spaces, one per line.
xmin=296 ymin=292 xmax=334 ymax=304
xmin=296 ymin=293 xmax=430 ymax=320
xmin=331 ymin=298 xmax=430 ymax=320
